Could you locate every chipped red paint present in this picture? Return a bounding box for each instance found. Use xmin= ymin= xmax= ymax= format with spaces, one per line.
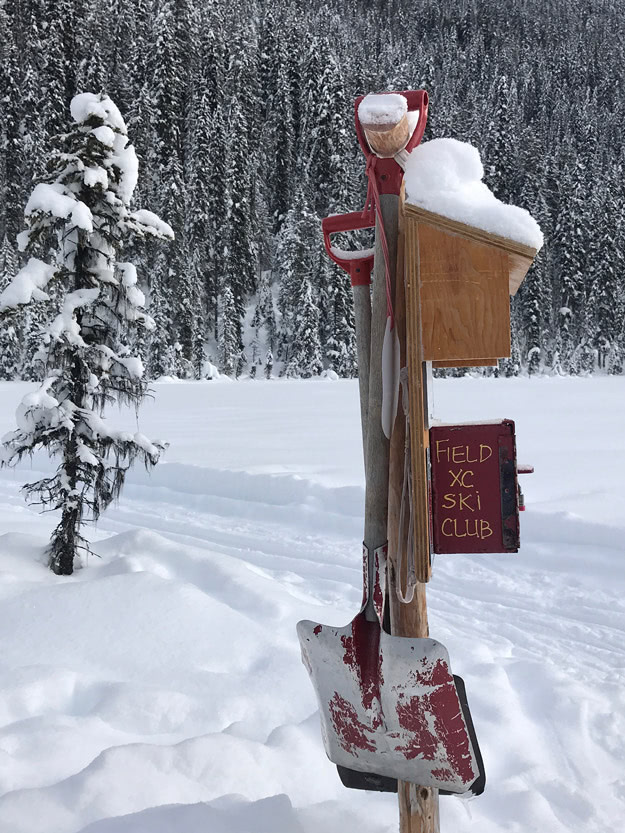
xmin=429 ymin=680 xmax=475 ymax=783
xmin=430 ymin=659 xmax=451 ymax=686
xmin=313 ymin=625 xmax=322 ymax=635
xmin=329 ymin=692 xmax=376 ymax=754
xmin=395 ymin=697 xmax=438 ymax=761
xmin=341 ymin=615 xmax=382 ymax=712
xmin=395 ymin=665 xmax=476 ymax=784
xmin=431 ymin=767 xmax=454 ymax=781
xmin=405 ymin=657 xmax=450 ymax=689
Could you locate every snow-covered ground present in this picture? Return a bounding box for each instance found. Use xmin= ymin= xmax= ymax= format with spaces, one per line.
xmin=0 ymin=376 xmax=623 ymax=833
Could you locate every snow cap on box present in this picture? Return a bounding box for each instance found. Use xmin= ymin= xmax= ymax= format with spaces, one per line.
xmin=404 ymin=138 xmax=544 ymax=250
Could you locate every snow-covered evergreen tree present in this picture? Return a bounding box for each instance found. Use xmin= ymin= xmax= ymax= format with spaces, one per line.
xmin=0 ymin=93 xmax=173 ymax=575
xmin=588 ymin=172 xmax=624 ymax=373
xmin=251 ymin=269 xmax=277 ymax=354
xmin=145 ymin=264 xmax=175 ymax=379
xmin=204 ymin=104 xmax=230 ymax=337
xmin=224 ymin=96 xmax=258 ymax=319
xmin=0 ymin=4 xmax=24 ymax=244
xmin=0 ymin=235 xmax=21 ymax=379
xmin=277 ymin=188 xmax=321 ymax=369
xmin=0 ymin=0 xmax=623 ymax=377
xmin=219 ymin=284 xmax=239 ymax=376
xmin=553 ymin=147 xmax=589 ymax=374
xmin=520 ymin=270 xmax=542 ymax=375
xmin=268 ymin=50 xmax=297 ymax=232
xmin=300 ymin=38 xmax=353 ymax=217
xmin=285 ymin=278 xmax=323 ymax=378
xmin=320 ymin=258 xmax=357 ymax=377
xmin=182 ymin=89 xmax=214 ymax=369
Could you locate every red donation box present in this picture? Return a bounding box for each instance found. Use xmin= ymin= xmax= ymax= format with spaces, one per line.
xmin=430 ymin=421 xmax=520 ymax=554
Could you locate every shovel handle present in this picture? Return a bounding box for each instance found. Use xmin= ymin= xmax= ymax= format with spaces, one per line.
xmin=362 ymin=194 xmax=399 ymax=588
xmin=322 ymin=212 xmax=376 ymax=286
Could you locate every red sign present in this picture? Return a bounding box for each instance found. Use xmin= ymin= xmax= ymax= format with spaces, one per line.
xmin=430 ymin=421 xmax=519 ymax=554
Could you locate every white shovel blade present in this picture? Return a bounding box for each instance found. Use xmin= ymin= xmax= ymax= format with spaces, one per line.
xmin=297 ymin=617 xmax=479 ymax=792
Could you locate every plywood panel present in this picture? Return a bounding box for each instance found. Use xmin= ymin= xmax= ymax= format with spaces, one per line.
xmin=416 ymin=221 xmax=511 ymax=362
xmin=404 ymin=203 xmax=537 ymax=297
xmin=433 ymin=358 xmax=498 ymax=368
xmin=403 ymin=202 xmax=432 ymax=584
xmin=508 ymin=251 xmax=533 ymax=295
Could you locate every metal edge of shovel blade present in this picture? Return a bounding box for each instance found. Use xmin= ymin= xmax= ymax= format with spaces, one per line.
xmin=336 ymin=765 xmax=397 ymax=793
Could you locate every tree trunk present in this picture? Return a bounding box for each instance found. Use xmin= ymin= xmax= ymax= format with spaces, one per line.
xmin=49 ymin=501 xmax=80 ymax=575
xmin=48 ymin=246 xmax=89 ymax=575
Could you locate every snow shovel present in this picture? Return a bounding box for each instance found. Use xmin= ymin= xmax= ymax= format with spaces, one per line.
xmin=298 ymin=544 xmax=480 ymax=792
xmin=298 ymin=202 xmax=481 ymax=792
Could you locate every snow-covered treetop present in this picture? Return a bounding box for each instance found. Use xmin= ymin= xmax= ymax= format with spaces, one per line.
xmin=70 ymin=92 xmax=138 ymax=204
xmin=404 ymin=138 xmax=544 ymax=250
xmin=0 ymin=89 xmax=174 ymax=382
xmin=70 ymin=92 xmax=127 ymax=132
xmin=358 ymin=93 xmax=407 ymax=126
xmin=14 ymin=92 xmax=173 ymax=260
xmin=1 ymin=93 xmax=175 ymax=319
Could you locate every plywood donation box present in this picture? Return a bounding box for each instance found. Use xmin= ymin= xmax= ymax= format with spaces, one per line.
xmin=404 ymin=203 xmax=538 ymax=367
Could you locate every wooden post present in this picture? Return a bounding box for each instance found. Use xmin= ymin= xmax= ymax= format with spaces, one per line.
xmin=388 ymin=193 xmax=440 ymax=833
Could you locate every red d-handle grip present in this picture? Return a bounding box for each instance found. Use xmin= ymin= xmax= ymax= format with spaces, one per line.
xmin=354 ymin=90 xmax=429 ymax=196
xmin=355 ymin=89 xmax=429 ymax=158
xmin=322 ymin=211 xmax=376 ymax=287
xmin=402 ymin=89 xmax=429 ymax=153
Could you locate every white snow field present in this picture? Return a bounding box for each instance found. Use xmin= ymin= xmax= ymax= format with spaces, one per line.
xmin=0 ymin=376 xmax=623 ymax=833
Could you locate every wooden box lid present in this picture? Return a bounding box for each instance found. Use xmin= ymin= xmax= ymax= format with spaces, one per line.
xmin=404 ymin=202 xmax=538 ymax=296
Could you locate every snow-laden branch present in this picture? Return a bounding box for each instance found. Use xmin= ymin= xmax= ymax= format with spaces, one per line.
xmin=0 ymin=258 xmax=55 ymax=311
xmin=25 ymin=183 xmax=94 ymax=233
xmin=126 ymin=210 xmax=175 ymax=241
xmin=47 ymin=288 xmax=101 ymax=345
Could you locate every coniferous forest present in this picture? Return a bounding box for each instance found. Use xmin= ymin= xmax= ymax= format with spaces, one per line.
xmin=1 ymin=0 xmax=624 ymax=379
